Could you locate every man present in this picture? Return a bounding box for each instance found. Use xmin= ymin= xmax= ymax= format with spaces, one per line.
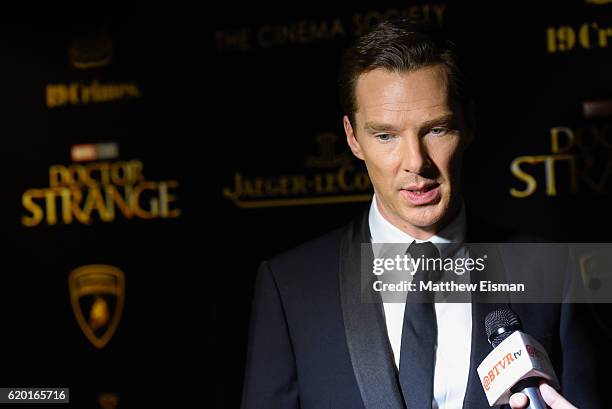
xmin=241 ymin=19 xmax=602 ymax=409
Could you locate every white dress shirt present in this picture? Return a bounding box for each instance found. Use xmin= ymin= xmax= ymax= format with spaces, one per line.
xmin=368 ymin=195 xmax=472 ymax=409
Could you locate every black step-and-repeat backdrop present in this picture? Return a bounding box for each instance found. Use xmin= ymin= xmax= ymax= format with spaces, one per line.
xmin=216 ymin=1 xmax=611 ymax=408
xmin=0 ymin=2 xmax=609 ymax=408
xmin=0 ymin=20 xmax=205 ymax=408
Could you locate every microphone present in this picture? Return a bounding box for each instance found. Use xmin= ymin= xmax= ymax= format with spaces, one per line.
xmin=477 ymin=308 xmax=560 ymax=408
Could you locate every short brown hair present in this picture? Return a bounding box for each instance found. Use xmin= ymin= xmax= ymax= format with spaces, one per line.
xmin=338 ymin=19 xmax=470 ymax=128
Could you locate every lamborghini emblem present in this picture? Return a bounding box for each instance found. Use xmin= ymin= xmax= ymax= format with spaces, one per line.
xmin=69 ymin=265 xmax=125 ymax=349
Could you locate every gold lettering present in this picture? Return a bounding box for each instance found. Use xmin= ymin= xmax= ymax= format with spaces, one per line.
xmin=59 ymin=187 xmax=73 ymax=223
xmin=223 ymin=173 xmax=243 ymax=201
xmin=82 ymin=186 xmax=110 ymax=223
xmin=105 ymin=185 xmax=132 ymax=219
xmin=510 ymin=155 xmax=577 ymax=197
xmin=337 ymin=167 xmax=355 ymax=192
xmin=550 ymin=127 xmax=575 ymax=153
xmin=557 ymin=26 xmax=576 ymax=52
xmin=244 ymin=178 xmax=263 ymax=198
xmin=354 ymin=171 xmax=371 ymax=190
xmin=510 ymin=156 xmax=539 ymax=198
xmin=50 ymin=165 xmax=72 ymax=187
xmin=70 ymin=188 xmax=90 ymax=224
xmin=22 ymin=189 xmax=45 ymax=227
xmin=69 ymin=83 xmax=79 ymax=105
xmin=547 ymin=27 xmax=557 ymax=53
xmin=291 ymin=175 xmax=308 ymax=195
xmin=159 ymin=180 xmax=181 ymax=218
xmin=45 ymin=189 xmax=58 ymax=225
xmin=132 ymin=181 xmax=158 ymax=219
xmin=599 ymin=27 xmax=612 ymax=47
xmin=46 ymin=85 xmax=67 ymax=108
xmin=579 ymin=22 xmax=595 ymax=49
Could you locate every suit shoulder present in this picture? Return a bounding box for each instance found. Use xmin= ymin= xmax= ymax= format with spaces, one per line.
xmin=467 ymin=214 xmax=554 ymax=243
xmin=268 ymin=227 xmax=346 ymax=272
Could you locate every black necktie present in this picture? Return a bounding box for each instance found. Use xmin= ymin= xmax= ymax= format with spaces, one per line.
xmin=398 ymin=241 xmax=440 ymax=408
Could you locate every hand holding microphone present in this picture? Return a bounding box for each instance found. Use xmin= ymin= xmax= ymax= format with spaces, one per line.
xmin=510 ymin=382 xmax=577 ymax=409
xmin=479 ymin=308 xmax=578 ymax=408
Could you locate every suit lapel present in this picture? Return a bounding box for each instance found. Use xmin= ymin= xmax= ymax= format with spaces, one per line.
xmin=462 ymin=301 xmax=507 ymax=409
xmin=339 ymin=210 xmax=513 ymax=409
xmin=462 ymin=230 xmax=511 ymax=409
xmin=339 ymin=209 xmax=405 ymax=409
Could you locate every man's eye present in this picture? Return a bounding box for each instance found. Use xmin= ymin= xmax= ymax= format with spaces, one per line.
xmin=375 ymin=134 xmax=396 ymax=143
xmin=429 ymin=127 xmax=448 ymax=136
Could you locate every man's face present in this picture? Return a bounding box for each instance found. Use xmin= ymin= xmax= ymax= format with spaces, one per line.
xmin=344 ymin=65 xmax=470 ymax=239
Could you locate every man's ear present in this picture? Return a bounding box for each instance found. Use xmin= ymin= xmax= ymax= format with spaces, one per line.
xmin=343 ymin=115 xmax=365 ymax=160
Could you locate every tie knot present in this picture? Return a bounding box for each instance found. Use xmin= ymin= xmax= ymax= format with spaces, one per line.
xmin=407 ymin=241 xmax=443 ymax=287
xmin=408 ymin=241 xmax=440 ymax=260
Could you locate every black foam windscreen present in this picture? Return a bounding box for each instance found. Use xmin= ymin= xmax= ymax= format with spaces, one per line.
xmin=485 ymin=308 xmax=523 ymax=348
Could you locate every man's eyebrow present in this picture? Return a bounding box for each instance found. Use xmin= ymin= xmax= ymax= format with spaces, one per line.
xmin=363 ymin=114 xmax=456 ymax=134
xmin=420 ymin=113 xmax=456 ymax=129
xmin=363 ymin=122 xmax=401 ymax=133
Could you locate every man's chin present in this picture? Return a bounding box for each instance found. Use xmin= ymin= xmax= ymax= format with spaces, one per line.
xmin=400 ymin=207 xmax=445 ymax=229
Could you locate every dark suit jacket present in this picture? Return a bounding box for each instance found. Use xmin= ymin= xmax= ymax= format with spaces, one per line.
xmin=241 ymin=207 xmax=605 ymax=408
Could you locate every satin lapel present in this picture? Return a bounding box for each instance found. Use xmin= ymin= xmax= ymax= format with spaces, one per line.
xmin=462 ymin=241 xmax=510 ymax=409
xmin=339 ymin=209 xmax=405 ymax=409
xmin=461 ymin=301 xmax=507 ymax=409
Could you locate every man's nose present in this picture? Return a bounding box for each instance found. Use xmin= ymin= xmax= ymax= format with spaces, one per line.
xmin=401 ymin=134 xmax=430 ymax=174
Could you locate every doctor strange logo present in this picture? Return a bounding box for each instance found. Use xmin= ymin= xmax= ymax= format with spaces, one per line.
xmin=22 ymin=159 xmax=181 ymax=227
